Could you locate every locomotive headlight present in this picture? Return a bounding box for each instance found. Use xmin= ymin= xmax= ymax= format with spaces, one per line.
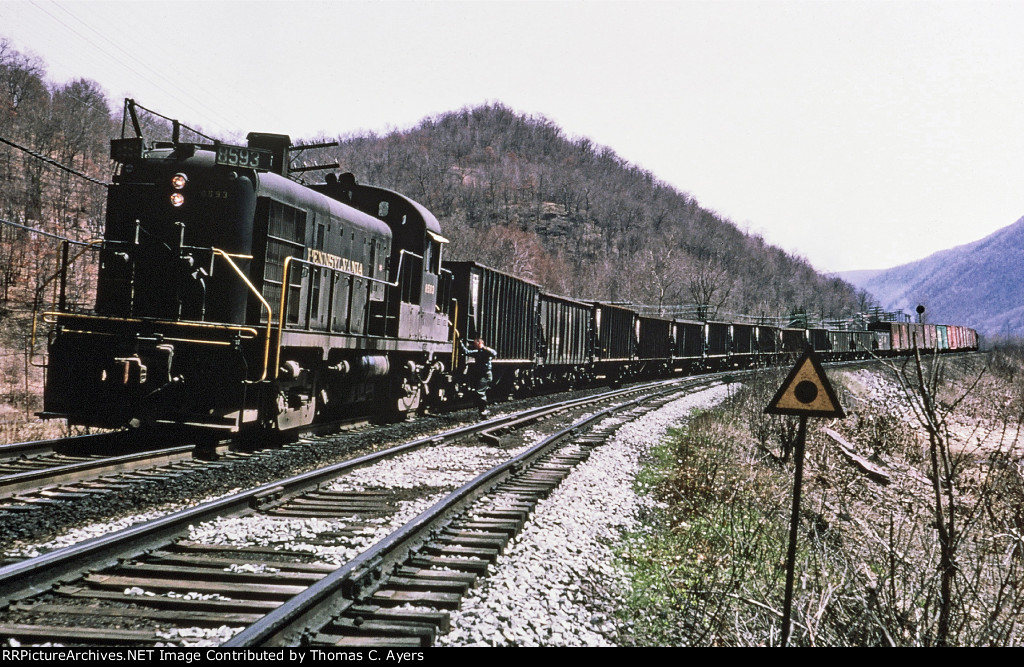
xmin=171 ymin=173 xmax=188 ymax=189
xmin=170 ymin=192 xmax=185 ymax=207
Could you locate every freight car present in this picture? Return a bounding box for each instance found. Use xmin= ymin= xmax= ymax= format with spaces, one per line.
xmin=37 ymin=122 xmax=980 ymax=436
xmin=867 ymin=321 xmax=978 ymax=357
xmin=537 ymin=292 xmax=593 ymax=388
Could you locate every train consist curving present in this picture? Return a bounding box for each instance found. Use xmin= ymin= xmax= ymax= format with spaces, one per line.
xmin=38 ymin=130 xmax=978 ymax=436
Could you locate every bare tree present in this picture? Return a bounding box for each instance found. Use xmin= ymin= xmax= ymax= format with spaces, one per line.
xmin=689 ymin=251 xmax=733 ymax=320
xmin=877 ymin=348 xmax=986 ymax=645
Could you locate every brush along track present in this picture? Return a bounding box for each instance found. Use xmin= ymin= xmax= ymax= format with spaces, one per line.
xmin=0 ymin=378 xmax=707 ymax=646
xmin=0 ymin=433 xmax=123 ymax=463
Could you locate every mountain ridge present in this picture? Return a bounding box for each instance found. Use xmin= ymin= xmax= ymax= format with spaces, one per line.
xmin=840 ymin=216 xmax=1024 ymax=338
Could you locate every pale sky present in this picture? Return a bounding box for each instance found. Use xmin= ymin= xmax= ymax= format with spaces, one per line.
xmin=2 ymin=0 xmax=1023 ymax=273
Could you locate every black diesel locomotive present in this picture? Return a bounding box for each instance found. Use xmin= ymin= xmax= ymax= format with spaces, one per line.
xmin=43 ymin=132 xmax=451 ymax=434
xmin=39 ymin=131 xmax=979 ymax=436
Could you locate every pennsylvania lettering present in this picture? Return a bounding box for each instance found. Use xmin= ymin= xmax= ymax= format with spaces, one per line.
xmin=307 ymin=248 xmax=364 ymax=276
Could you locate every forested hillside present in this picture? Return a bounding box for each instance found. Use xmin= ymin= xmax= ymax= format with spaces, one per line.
xmin=0 ymin=38 xmax=867 ymax=326
xmin=314 ymin=106 xmax=865 ymax=319
xmin=0 ymin=37 xmax=876 ymax=433
xmin=0 ymin=39 xmax=112 ymax=317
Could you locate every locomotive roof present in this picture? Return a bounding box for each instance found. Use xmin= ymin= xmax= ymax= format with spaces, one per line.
xmin=258 ymin=171 xmax=392 ymax=239
xmin=352 ymin=183 xmax=444 ymax=239
xmin=312 ymin=175 xmax=444 ymax=244
xmin=122 ymin=144 xmax=394 ymax=240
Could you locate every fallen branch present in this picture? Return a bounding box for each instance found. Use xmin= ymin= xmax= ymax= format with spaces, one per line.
xmin=822 ymin=427 xmax=891 ymax=485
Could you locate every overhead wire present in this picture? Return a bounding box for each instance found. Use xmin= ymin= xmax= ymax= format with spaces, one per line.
xmin=0 ymin=217 xmax=95 ymax=246
xmin=28 ymin=0 xmax=238 ymax=138
xmin=0 ymin=135 xmax=109 ymax=187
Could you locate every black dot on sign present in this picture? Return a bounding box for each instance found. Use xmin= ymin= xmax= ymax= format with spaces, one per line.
xmin=794 ymin=380 xmax=818 ymax=404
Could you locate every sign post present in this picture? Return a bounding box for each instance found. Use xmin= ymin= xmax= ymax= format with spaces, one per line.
xmin=764 ymin=347 xmax=845 ymax=646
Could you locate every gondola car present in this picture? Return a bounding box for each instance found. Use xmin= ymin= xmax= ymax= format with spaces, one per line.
xmin=781 ymin=328 xmax=807 ymax=354
xmin=537 ymin=292 xmax=593 ymax=388
xmin=756 ymin=324 xmax=780 ymax=361
xmin=705 ymin=320 xmax=731 ymax=369
xmin=637 ymin=314 xmax=674 ymax=376
xmin=591 ymin=302 xmax=639 ymax=381
xmin=808 ymin=328 xmax=832 ymax=356
xmin=671 ymin=318 xmax=706 ymax=373
xmin=444 ymin=260 xmax=541 ymax=397
xmin=828 ymin=329 xmax=874 ymax=360
xmin=730 ymin=322 xmax=756 ymax=367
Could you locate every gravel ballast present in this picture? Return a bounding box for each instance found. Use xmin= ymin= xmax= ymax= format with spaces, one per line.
xmin=439 ymin=383 xmax=737 ymax=646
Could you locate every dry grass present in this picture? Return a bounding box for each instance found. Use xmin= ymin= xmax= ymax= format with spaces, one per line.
xmin=620 ymin=352 xmax=1024 ymax=646
xmin=0 ymin=310 xmax=53 ymax=444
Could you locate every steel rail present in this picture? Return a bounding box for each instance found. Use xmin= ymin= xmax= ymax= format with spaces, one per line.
xmin=0 ymin=377 xmax=689 ymax=609
xmin=226 ymin=379 xmax=702 ymax=646
xmin=0 ymin=433 xmax=125 ymax=462
xmin=0 ymin=444 xmax=195 ymax=498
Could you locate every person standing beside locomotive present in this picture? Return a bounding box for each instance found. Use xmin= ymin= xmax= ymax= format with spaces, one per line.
xmin=461 ymin=337 xmax=497 ymax=415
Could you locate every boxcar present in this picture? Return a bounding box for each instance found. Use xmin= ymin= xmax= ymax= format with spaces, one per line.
xmin=965 ymin=327 xmax=979 ymax=350
xmin=923 ymin=324 xmax=937 ymax=350
xmin=948 ymin=325 xmax=962 ymax=350
xmin=870 ymin=322 xmax=909 ymax=352
xmin=874 ymin=330 xmax=891 ymax=352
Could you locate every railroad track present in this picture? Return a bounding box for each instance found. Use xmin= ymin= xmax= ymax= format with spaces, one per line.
xmin=0 ymin=376 xmax=715 ymax=647
xmin=234 ymin=382 xmax=702 ymax=647
xmin=0 ymin=445 xmax=202 ymax=503
xmin=0 ymin=415 xmax=387 ymax=527
xmin=0 ymin=356 xmax=887 ymax=521
xmin=0 ymin=432 xmax=126 ymax=463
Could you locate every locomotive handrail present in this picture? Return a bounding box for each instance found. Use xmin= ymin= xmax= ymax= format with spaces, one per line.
xmin=40 ymin=311 xmax=259 ymax=335
xmin=211 ymin=248 xmax=273 ymax=382
xmin=32 ymin=243 xmax=267 ymax=372
xmin=40 ymin=312 xmax=260 ymax=340
xmin=29 ymin=239 xmax=101 ymax=368
xmin=274 ymin=249 xmax=426 ymax=379
xmin=450 ymin=297 xmax=459 ymax=370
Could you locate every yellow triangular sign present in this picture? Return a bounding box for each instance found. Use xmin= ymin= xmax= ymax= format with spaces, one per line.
xmin=765 ymin=348 xmax=845 ymax=418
